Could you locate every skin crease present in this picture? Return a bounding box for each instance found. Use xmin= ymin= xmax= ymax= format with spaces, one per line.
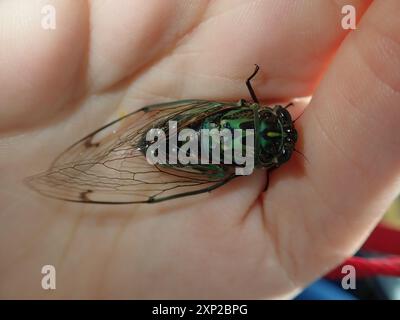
xmin=0 ymin=0 xmax=399 ymax=299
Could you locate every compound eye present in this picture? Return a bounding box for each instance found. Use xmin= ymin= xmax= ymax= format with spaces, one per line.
xmin=279 ymin=147 xmax=292 ymax=163
xmin=292 ymin=129 xmax=298 ymax=143
xmin=277 ymin=108 xmax=292 ymax=123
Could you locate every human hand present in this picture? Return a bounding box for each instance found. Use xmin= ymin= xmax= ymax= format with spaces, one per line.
xmin=1 ymin=0 xmax=399 ymax=298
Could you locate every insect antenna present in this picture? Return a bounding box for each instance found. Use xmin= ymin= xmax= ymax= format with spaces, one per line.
xmin=284 ymin=102 xmax=294 ymax=109
xmin=293 ymin=110 xmax=306 ymax=123
xmin=293 ymin=148 xmax=310 ymax=164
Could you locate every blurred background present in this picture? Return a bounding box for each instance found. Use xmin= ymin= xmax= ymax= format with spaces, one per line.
xmin=296 ymin=196 xmax=400 ymax=300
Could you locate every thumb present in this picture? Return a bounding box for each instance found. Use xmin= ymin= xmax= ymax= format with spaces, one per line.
xmin=303 ymin=0 xmax=400 ymax=265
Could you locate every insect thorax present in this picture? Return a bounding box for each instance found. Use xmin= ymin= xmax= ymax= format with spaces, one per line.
xmin=257 ymin=105 xmax=298 ymax=168
xmin=139 ymin=103 xmax=297 ymax=169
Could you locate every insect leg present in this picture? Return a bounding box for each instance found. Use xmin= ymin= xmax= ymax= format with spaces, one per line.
xmin=246 ymin=64 xmax=260 ymax=103
xmin=284 ymin=102 xmax=294 ymax=109
xmin=147 ymin=175 xmax=237 ymax=203
xmin=263 ymin=167 xmax=277 ymax=192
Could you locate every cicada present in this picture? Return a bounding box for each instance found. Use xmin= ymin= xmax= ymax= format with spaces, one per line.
xmin=26 ymin=65 xmax=298 ymax=204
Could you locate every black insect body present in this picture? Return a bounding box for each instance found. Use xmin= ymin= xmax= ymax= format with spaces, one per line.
xmin=26 ymin=65 xmax=297 ymax=204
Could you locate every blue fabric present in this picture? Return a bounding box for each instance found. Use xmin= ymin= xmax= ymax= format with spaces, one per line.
xmin=295 ymin=279 xmax=357 ymax=300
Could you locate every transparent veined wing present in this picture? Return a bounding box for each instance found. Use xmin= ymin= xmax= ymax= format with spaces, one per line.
xmin=26 ymin=100 xmax=240 ymax=204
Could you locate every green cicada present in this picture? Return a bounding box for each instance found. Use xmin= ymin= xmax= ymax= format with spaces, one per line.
xmin=26 ymin=65 xmax=298 ymax=204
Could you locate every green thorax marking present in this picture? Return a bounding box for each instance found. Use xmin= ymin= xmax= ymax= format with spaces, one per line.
xmin=198 ymin=104 xmax=259 ymax=166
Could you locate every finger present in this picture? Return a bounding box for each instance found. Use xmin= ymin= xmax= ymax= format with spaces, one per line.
xmin=299 ymin=0 xmax=400 ymax=277
xmin=0 ymin=0 xmax=88 ymax=134
xmin=132 ymin=0 xmax=372 ymax=103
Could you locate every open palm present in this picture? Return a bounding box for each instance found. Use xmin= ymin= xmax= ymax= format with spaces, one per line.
xmin=1 ymin=0 xmax=399 ymax=298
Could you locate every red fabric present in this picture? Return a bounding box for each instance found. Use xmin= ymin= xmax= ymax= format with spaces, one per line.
xmin=362 ymin=224 xmax=400 ymax=255
xmin=325 ymin=224 xmax=400 ymax=279
xmin=326 ymin=256 xmax=400 ymax=280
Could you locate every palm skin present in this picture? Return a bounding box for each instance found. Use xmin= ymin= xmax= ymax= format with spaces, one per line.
xmin=1 ymin=0 xmax=399 ymax=299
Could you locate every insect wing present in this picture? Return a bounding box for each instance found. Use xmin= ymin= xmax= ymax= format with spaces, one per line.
xmin=26 ymin=100 xmax=237 ymax=204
